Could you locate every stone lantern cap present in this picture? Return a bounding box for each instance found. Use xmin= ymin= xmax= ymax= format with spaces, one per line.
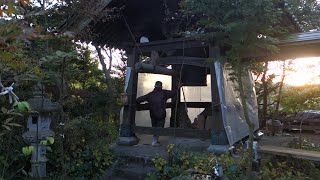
xmin=27 ymin=83 xmax=59 ymax=112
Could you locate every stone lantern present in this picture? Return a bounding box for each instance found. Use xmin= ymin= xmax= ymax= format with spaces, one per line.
xmin=22 ymin=83 xmax=59 ymax=178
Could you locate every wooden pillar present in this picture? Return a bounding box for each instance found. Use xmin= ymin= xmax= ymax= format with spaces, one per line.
xmin=117 ymin=47 xmax=140 ymax=146
xmin=170 ymin=65 xmax=181 ymax=127
xmin=208 ymin=45 xmax=230 ymax=152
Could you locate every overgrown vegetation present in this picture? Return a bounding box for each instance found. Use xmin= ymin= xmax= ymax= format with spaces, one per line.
xmin=147 ymin=144 xmax=248 ymax=180
xmin=181 ymin=0 xmax=289 ymax=178
xmin=281 ymin=84 xmax=320 ymax=114
xmin=0 ymin=105 xmax=29 ymax=179
xmin=148 ymin=144 xmax=320 ymax=180
xmin=259 ymin=138 xmax=320 ymax=180
xmin=0 ymin=1 xmax=123 ymax=179
xmin=47 ymin=117 xmax=117 ymax=179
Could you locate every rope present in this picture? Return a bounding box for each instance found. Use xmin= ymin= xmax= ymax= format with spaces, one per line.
xmin=0 ymin=78 xmax=19 ymax=104
xmin=121 ymin=12 xmax=143 ymax=55
xmin=173 ymin=15 xmax=193 ymax=142
xmin=181 ymin=87 xmax=188 ymax=113
xmin=173 ymin=39 xmax=186 ymax=142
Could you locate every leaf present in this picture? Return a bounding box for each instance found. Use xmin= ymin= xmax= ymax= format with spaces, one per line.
xmin=2 ymin=125 xmax=11 ymax=131
xmin=7 ymin=1 xmax=16 ymax=14
xmin=56 ymin=50 xmax=65 ymax=57
xmin=47 ymin=137 xmax=55 ymax=144
xmin=40 ymin=140 xmax=47 ymax=145
xmin=15 ymin=101 xmax=30 ymax=113
xmin=22 ymin=146 xmax=34 ymax=156
xmin=46 ymin=146 xmax=53 ymax=152
xmin=4 ymin=117 xmax=13 ymax=124
xmin=22 ymin=147 xmax=28 ymax=156
xmin=1 ymin=107 xmax=8 ymax=114
xmin=7 ymin=123 xmax=22 ymax=127
xmin=21 ymin=169 xmax=28 ymax=176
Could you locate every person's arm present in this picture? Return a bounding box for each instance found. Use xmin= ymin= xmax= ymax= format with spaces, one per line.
xmin=136 ymin=93 xmax=149 ymax=104
xmin=164 ymin=85 xmax=181 ymax=99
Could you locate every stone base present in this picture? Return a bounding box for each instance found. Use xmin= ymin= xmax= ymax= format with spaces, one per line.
xmin=117 ymin=136 xmax=140 ymax=146
xmin=207 ymin=145 xmax=232 ymax=154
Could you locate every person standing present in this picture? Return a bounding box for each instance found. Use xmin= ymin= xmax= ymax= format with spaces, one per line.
xmin=136 ymin=81 xmax=179 ymax=146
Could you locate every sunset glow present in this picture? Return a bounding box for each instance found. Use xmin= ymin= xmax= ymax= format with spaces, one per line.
xmin=268 ymin=57 xmax=320 ymax=86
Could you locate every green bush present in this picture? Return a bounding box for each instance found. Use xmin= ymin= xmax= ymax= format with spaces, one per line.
xmin=0 ymin=105 xmax=29 ymax=179
xmin=288 ymin=138 xmax=320 ymax=152
xmin=281 ymin=85 xmax=320 ymax=114
xmin=148 ymin=144 xmax=320 ymax=180
xmin=259 ymin=158 xmax=320 ymax=180
xmin=147 ymin=144 xmax=247 ymax=180
xmin=47 ymin=117 xmax=117 ymax=179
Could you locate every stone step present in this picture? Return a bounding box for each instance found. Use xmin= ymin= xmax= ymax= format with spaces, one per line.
xmin=102 ymin=155 xmax=155 ymax=180
xmin=112 ymin=162 xmax=155 ymax=180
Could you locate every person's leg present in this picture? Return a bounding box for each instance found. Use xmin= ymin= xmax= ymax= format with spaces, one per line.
xmin=151 ymin=117 xmax=159 ymax=146
xmin=151 ymin=117 xmax=165 ymax=146
xmin=153 ymin=119 xmax=165 ymax=146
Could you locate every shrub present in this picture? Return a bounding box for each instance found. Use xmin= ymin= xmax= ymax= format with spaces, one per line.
xmin=147 ymin=144 xmax=247 ymax=180
xmin=47 ymin=117 xmax=117 ymax=179
xmin=0 ymin=105 xmax=29 ymax=179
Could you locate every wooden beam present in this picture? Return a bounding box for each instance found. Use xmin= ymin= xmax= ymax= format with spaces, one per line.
xmin=59 ymin=0 xmax=112 ymax=34
xmin=136 ymin=102 xmax=212 ymax=111
xmin=283 ymin=125 xmax=320 ymax=131
xmin=279 ymin=31 xmax=320 ymax=44
xmin=158 ymin=56 xmax=210 ymax=67
xmin=258 ymin=145 xmax=320 ymax=162
xmin=135 ymin=63 xmax=178 ymax=76
xmin=135 ymin=126 xmax=211 ymax=139
xmin=242 ymin=31 xmax=320 ymax=60
xmin=120 ymin=47 xmax=139 ymax=138
xmin=170 ymin=71 xmax=180 ymax=127
xmin=209 ymin=46 xmax=224 ymax=132
xmin=275 ymin=43 xmax=320 ymax=59
xmin=136 ymin=38 xmax=209 ymax=53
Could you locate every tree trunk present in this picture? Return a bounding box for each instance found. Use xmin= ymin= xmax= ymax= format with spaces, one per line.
xmin=95 ymin=45 xmax=114 ymax=120
xmin=237 ymin=63 xmax=254 ymax=180
xmin=95 ymin=45 xmax=111 ymax=84
xmin=275 ymin=60 xmax=286 ymax=114
xmin=261 ymin=61 xmax=269 ymax=127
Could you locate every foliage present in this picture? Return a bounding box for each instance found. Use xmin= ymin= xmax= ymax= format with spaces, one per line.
xmin=1 ymin=1 xmax=123 ymax=179
xmin=259 ymin=157 xmax=320 ymax=180
xmin=182 ymin=0 xmax=289 ymax=177
xmin=280 ymin=84 xmax=320 ymax=114
xmin=0 ymin=105 xmax=29 ymax=179
xmin=147 ymin=144 xmax=247 ymax=180
xmin=47 ymin=117 xmax=117 ymax=179
xmin=286 ymin=0 xmax=320 ymax=31
xmin=22 ymin=146 xmax=34 ymax=156
xmin=288 ymin=138 xmax=320 ymax=152
xmin=149 ymin=144 xmax=320 ymax=180
xmin=260 ymin=138 xmax=320 ymax=179
xmin=0 ymin=0 xmax=31 ymax=17
xmin=259 ymin=138 xmax=320 ymax=180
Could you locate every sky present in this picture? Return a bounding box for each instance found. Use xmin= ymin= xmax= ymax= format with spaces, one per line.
xmin=268 ymin=57 xmax=320 ymax=86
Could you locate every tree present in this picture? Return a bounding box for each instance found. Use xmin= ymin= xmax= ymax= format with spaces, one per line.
xmin=286 ymin=0 xmax=320 ymax=31
xmin=182 ymin=0 xmax=288 ymax=178
xmin=261 ymin=61 xmax=269 ymax=125
xmin=0 ymin=1 xmax=121 ymax=178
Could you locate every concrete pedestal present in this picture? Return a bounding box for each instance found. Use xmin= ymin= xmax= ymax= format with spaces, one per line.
xmin=117 ymin=136 xmax=140 ymax=146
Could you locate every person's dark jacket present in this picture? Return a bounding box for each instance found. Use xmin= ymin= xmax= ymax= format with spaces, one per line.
xmin=136 ymin=88 xmax=176 ymax=120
